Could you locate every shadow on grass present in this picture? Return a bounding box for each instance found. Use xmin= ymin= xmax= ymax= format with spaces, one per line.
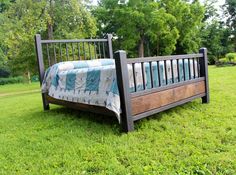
xmin=31 ymin=106 xmax=122 ymax=135
xmin=30 ymin=99 xmax=202 ymax=134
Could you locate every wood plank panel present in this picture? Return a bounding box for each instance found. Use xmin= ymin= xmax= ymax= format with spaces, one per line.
xmin=131 ymin=81 xmax=205 ymax=115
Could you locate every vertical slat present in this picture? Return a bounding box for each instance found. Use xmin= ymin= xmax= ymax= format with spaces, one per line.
xmin=94 ymin=42 xmax=97 ymax=59
xmin=132 ymin=63 xmax=137 ymax=92
xmin=157 ymin=61 xmax=161 ymax=87
xmin=83 ymin=42 xmax=86 ymax=60
xmin=114 ymin=50 xmax=134 ymax=132
xmin=35 ymin=34 xmax=49 ymax=110
xmin=59 ymin=43 xmax=62 ymax=62
xmin=164 ymin=60 xmax=168 ymax=85
xmin=72 ymin=43 xmax=75 ymax=60
xmin=98 ymin=42 xmax=101 ymax=59
xmin=77 ymin=42 xmax=81 ymax=60
xmin=107 ymin=34 xmax=113 ymax=59
xmin=177 ymin=59 xmax=180 ymax=82
xmin=102 ymin=42 xmax=106 ymax=58
xmin=46 ymin=44 xmax=51 ymax=66
xmin=66 ymin=43 xmax=69 ymax=61
xmin=171 ymin=60 xmax=174 ymax=83
xmin=183 ymin=59 xmax=186 ymax=81
xmin=197 ymin=58 xmax=200 ymax=77
xmin=193 ymin=58 xmax=196 ymax=78
xmin=88 ymin=42 xmax=91 ymax=59
xmin=149 ymin=62 xmax=154 ymax=88
xmin=53 ymin=44 xmax=57 ymax=63
xmin=199 ymin=48 xmax=210 ymax=103
xmin=141 ymin=62 xmax=146 ymax=90
xmin=188 ymin=58 xmax=191 ymax=80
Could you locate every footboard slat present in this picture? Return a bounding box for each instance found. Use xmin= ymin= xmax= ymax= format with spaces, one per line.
xmin=131 ymin=80 xmax=205 ymax=116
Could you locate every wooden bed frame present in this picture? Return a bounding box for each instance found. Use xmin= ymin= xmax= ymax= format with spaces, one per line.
xmin=35 ymin=34 xmax=209 ymax=132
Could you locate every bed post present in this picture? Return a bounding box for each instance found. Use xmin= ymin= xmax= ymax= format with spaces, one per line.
xmin=35 ymin=34 xmax=50 ymax=110
xmin=199 ymin=48 xmax=210 ymax=104
xmin=114 ymin=50 xmax=134 ymax=132
xmin=107 ymin=34 xmax=113 ymax=59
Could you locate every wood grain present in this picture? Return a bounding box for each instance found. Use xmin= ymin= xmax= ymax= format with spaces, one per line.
xmin=131 ymin=81 xmax=205 ymax=115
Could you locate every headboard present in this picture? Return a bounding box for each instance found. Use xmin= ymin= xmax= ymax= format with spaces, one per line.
xmin=35 ymin=34 xmax=113 ymax=85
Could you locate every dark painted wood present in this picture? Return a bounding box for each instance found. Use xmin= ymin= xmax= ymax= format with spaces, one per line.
xmin=41 ymin=38 xmax=107 ymax=44
xmin=35 ymin=34 xmax=49 ymax=110
xmin=132 ymin=63 xmax=137 ymax=92
xmin=157 ymin=61 xmax=161 ymax=86
xmin=141 ymin=62 xmax=146 ymax=90
xmin=127 ymin=53 xmax=203 ymax=64
xmin=171 ymin=60 xmax=174 ymax=83
xmin=199 ymin=48 xmax=210 ymax=103
xmin=177 ymin=59 xmax=180 ymax=82
xmin=149 ymin=62 xmax=154 ymax=88
xmin=47 ymin=95 xmax=115 ymax=116
xmin=114 ymin=50 xmax=134 ymax=132
xmin=107 ymin=34 xmax=113 ymax=59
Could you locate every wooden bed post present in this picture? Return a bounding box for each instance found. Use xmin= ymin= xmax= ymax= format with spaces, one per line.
xmin=107 ymin=34 xmax=113 ymax=59
xmin=35 ymin=34 xmax=50 ymax=110
xmin=199 ymin=48 xmax=210 ymax=104
xmin=114 ymin=50 xmax=134 ymax=132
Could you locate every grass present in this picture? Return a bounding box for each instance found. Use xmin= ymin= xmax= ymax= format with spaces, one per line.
xmin=0 ymin=66 xmax=236 ymax=174
xmin=0 ymin=82 xmax=39 ymax=94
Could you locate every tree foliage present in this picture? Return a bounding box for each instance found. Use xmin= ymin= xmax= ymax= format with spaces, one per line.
xmin=225 ymin=0 xmax=236 ymax=50
xmin=0 ymin=0 xmax=97 ymax=80
xmin=94 ymin=0 xmax=204 ymax=57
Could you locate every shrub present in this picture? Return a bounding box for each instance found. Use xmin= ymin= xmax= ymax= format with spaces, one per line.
xmin=0 ymin=76 xmax=24 ymax=85
xmin=0 ymin=68 xmax=10 ymax=78
xmin=31 ymin=75 xmax=39 ymax=82
xmin=226 ymin=53 xmax=236 ymax=62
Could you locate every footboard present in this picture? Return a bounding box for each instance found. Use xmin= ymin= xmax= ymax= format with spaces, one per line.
xmin=114 ymin=49 xmax=209 ymax=132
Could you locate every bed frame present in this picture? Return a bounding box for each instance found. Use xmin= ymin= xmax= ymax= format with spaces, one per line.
xmin=35 ymin=34 xmax=209 ymax=132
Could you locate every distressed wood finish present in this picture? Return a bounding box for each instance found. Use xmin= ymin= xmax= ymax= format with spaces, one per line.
xmin=131 ymin=80 xmax=206 ymax=115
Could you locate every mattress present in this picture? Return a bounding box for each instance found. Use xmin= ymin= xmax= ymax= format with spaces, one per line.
xmin=42 ymin=59 xmax=199 ymax=122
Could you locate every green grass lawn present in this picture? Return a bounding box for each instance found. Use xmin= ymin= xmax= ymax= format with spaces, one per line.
xmin=0 ymin=66 xmax=236 ymax=174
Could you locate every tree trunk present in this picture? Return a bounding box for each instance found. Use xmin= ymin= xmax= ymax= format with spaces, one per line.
xmin=47 ymin=0 xmax=53 ymax=40
xmin=138 ymin=35 xmax=145 ymax=57
xmin=47 ymin=22 xmax=53 ymax=39
xmin=27 ymin=70 xmax=31 ymax=84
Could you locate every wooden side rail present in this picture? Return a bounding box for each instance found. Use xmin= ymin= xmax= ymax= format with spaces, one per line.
xmin=114 ymin=48 xmax=209 ymax=132
xmin=35 ymin=34 xmax=113 ymax=111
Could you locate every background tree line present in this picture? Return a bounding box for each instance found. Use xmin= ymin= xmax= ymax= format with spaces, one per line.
xmin=0 ymin=0 xmax=235 ymax=82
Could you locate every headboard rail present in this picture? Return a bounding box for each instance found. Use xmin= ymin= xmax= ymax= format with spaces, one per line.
xmin=35 ymin=34 xmax=113 ymax=85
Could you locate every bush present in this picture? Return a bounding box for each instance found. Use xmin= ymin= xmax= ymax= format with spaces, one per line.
xmin=226 ymin=53 xmax=236 ymax=62
xmin=0 ymin=76 xmax=24 ymax=85
xmin=31 ymin=75 xmax=39 ymax=82
xmin=0 ymin=68 xmax=10 ymax=78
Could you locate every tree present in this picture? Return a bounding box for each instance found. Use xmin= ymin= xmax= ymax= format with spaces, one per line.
xmin=94 ymin=0 xmax=204 ymax=57
xmin=225 ymin=0 xmax=236 ymax=50
xmin=0 ymin=0 xmax=97 ymax=82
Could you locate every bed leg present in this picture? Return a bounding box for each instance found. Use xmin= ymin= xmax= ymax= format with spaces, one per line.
xmin=35 ymin=35 xmax=50 ymax=110
xmin=114 ymin=50 xmax=134 ymax=132
xmin=42 ymin=93 xmax=50 ymax=110
xmin=199 ymin=48 xmax=210 ymax=104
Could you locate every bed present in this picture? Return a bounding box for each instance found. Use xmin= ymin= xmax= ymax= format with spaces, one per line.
xmin=35 ymin=34 xmax=209 ymax=132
